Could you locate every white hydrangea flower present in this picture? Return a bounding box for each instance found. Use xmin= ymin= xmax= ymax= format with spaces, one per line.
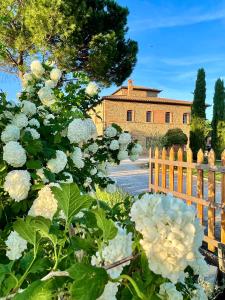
xmin=71 ymin=147 xmax=84 ymax=169
xmin=29 ymin=118 xmax=40 ymax=128
xmin=59 ymin=172 xmax=73 ymax=183
xmin=36 ymin=168 xmax=49 ymax=184
xmin=22 ymin=73 xmax=33 ymax=87
xmin=117 ymin=150 xmax=128 ymax=161
xmin=130 ymin=154 xmax=139 ymax=162
xmin=1 ymin=124 xmax=20 ymax=143
xmin=131 ymin=143 xmax=143 ymax=155
xmin=91 ymin=226 xmax=133 ymax=278
xmin=4 ymin=170 xmax=31 ymax=201
xmin=109 ymin=140 xmax=119 ymax=150
xmin=3 ymin=141 xmax=26 ymax=167
xmin=97 ymin=282 xmax=119 ymax=300
xmin=84 ymin=118 xmax=97 ymax=138
xmin=28 ymin=184 xmax=58 ymax=220
xmin=90 ymin=168 xmax=97 ymax=175
xmin=97 ymin=161 xmax=109 ymax=175
xmin=24 ymin=127 xmax=40 ymax=140
xmin=5 ymin=231 xmax=27 ymax=261
xmin=47 ymin=150 xmax=67 ymax=174
xmin=158 ymin=283 xmax=183 ymax=300
xmin=67 ymin=118 xmax=96 ymax=144
xmin=88 ymin=142 xmax=98 ymax=153
xmin=30 ymin=60 xmax=45 ymax=78
xmin=3 ymin=110 xmax=14 ymax=120
xmin=191 ymin=284 xmax=208 ymax=300
xmin=12 ymin=113 xmax=28 ymax=129
xmin=50 ymin=68 xmax=62 ymax=81
xmin=85 ymin=82 xmax=98 ymax=96
xmin=84 ymin=177 xmax=92 ymax=188
xmin=38 ymin=86 xmax=55 ymax=107
xmin=105 ymin=126 xmax=117 ymax=138
xmin=118 ymin=133 xmax=131 ymax=145
xmin=45 ymin=79 xmax=57 ymax=88
xmin=43 ymin=114 xmax=55 ymax=126
xmin=21 ymin=100 xmax=37 ymax=116
xmin=130 ymin=193 xmax=207 ymax=283
xmin=106 ymin=184 xmax=117 ymax=194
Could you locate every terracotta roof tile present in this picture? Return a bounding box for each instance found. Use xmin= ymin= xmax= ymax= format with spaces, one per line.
xmin=102 ymin=95 xmax=192 ymax=106
xmin=112 ymin=86 xmax=162 ymax=94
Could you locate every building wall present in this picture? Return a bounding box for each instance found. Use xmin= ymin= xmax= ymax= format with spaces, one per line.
xmin=101 ymin=100 xmax=191 ymax=151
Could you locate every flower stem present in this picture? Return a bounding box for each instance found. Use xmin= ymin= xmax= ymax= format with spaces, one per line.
xmin=118 ymin=274 xmax=147 ymax=300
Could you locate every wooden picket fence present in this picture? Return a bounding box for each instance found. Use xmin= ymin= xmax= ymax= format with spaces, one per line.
xmin=149 ymin=147 xmax=225 ymax=253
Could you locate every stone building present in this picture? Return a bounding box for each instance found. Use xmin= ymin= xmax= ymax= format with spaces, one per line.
xmin=92 ymin=80 xmax=192 ymax=151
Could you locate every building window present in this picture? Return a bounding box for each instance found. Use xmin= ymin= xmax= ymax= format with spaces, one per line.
xmin=127 ymin=110 xmax=133 ymax=121
xmin=146 ymin=111 xmax=152 ymax=122
xmin=165 ymin=112 xmax=171 ymax=123
xmin=183 ymin=113 xmax=188 ymax=124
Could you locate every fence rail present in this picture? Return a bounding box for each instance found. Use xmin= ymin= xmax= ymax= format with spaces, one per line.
xmin=149 ymin=147 xmax=225 ymax=252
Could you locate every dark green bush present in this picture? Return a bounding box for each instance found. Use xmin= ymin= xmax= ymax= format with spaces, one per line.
xmin=163 ymin=128 xmax=188 ymax=148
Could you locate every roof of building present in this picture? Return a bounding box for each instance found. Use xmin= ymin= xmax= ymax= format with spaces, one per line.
xmin=102 ymin=95 xmax=193 ymax=106
xmin=112 ymin=85 xmax=162 ymax=95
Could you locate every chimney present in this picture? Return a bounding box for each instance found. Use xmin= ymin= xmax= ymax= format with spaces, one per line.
xmin=127 ymin=79 xmax=133 ymax=95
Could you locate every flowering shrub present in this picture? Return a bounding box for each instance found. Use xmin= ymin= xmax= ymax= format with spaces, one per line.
xmin=0 ymin=61 xmax=210 ymax=299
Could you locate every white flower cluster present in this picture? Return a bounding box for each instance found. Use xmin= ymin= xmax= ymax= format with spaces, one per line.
xmin=85 ymin=82 xmax=98 ymax=96
xmin=67 ymin=118 xmax=97 ymax=144
xmin=22 ymin=73 xmax=33 ymax=88
xmin=1 ymin=124 xmax=20 ymax=143
xmin=12 ymin=113 xmax=28 ymax=129
xmin=158 ymin=283 xmax=183 ymax=300
xmin=3 ymin=141 xmax=26 ymax=167
xmin=91 ymin=226 xmax=133 ymax=279
xmin=38 ymin=86 xmax=56 ymax=107
xmin=29 ymin=118 xmax=40 ymax=128
xmin=130 ymin=193 xmax=208 ymax=283
xmin=21 ymin=100 xmax=37 ymax=116
xmin=97 ymin=282 xmax=119 ymax=300
xmin=25 ymin=127 xmax=40 ymax=140
xmin=28 ymin=184 xmax=58 ymax=220
xmin=4 ymin=170 xmax=31 ymax=201
xmin=5 ymin=231 xmax=27 ymax=260
xmin=109 ymin=140 xmax=119 ymax=150
xmin=71 ymin=147 xmax=84 ymax=169
xmin=191 ymin=284 xmax=208 ymax=300
xmin=105 ymin=126 xmax=117 ymax=138
xmin=30 ymin=60 xmax=45 ymax=78
xmin=47 ymin=150 xmax=67 ymax=174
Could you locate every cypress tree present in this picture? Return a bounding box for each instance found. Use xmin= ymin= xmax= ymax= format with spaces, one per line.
xmin=191 ymin=68 xmax=206 ymax=119
xmin=190 ymin=68 xmax=207 ymax=159
xmin=211 ymin=78 xmax=225 ymax=154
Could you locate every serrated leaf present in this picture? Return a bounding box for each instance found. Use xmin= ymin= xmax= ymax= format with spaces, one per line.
xmin=94 ymin=208 xmax=118 ymax=241
xmin=51 ymin=183 xmax=93 ymax=223
xmin=68 ymin=263 xmax=108 ymax=300
xmin=13 ymin=218 xmax=36 ymax=245
xmin=14 ymin=280 xmax=56 ymax=300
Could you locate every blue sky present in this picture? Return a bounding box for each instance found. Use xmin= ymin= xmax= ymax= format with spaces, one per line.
xmin=1 ymin=0 xmax=225 ymax=119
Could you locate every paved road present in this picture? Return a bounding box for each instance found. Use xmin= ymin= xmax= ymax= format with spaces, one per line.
xmin=109 ymin=157 xmax=222 ymax=238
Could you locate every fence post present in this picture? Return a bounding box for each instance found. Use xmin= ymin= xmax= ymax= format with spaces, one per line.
xmin=177 ymin=148 xmax=183 ymax=193
xmin=162 ymin=147 xmax=166 ymax=189
xmin=208 ymin=149 xmax=216 ymax=252
xmin=197 ymin=149 xmax=204 ymax=225
xmin=221 ymin=150 xmax=225 ymax=244
xmin=186 ymin=148 xmax=193 ymax=205
xmin=169 ymin=147 xmax=174 ymax=191
xmin=154 ymin=147 xmax=159 ymax=193
xmin=149 ymin=148 xmax=152 ymax=192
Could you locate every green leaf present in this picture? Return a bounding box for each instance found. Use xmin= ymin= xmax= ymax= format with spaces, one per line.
xmin=0 ymin=262 xmax=14 ymax=287
xmin=94 ymin=208 xmax=118 ymax=241
xmin=26 ymin=160 xmax=42 ymax=169
xmin=68 ymin=263 xmax=108 ymax=300
xmin=25 ymin=140 xmax=43 ymax=155
xmin=13 ymin=218 xmax=36 ymax=245
xmin=14 ymin=280 xmax=56 ymax=300
xmin=51 ymin=183 xmax=93 ymax=223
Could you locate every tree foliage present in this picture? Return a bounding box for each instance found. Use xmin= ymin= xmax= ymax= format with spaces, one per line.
xmin=0 ymin=0 xmax=138 ymax=85
xmin=191 ymin=68 xmax=206 ymax=119
xmin=211 ymin=78 xmax=225 ymax=155
xmin=163 ymin=128 xmax=188 ymax=148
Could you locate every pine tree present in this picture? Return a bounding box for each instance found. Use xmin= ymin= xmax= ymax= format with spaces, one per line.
xmin=191 ymin=68 xmax=206 ymax=119
xmin=211 ymin=78 xmax=225 ymax=155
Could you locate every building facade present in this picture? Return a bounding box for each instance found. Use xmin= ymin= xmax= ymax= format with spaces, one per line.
xmin=92 ymin=80 xmax=192 ymax=151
